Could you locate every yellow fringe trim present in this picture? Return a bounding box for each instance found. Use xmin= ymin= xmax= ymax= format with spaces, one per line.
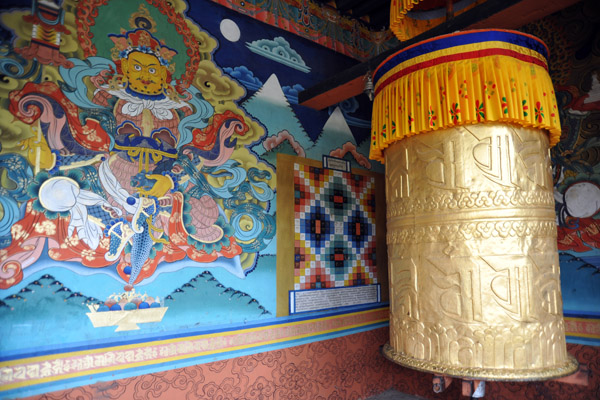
xmin=370 ymin=40 xmax=560 ymax=163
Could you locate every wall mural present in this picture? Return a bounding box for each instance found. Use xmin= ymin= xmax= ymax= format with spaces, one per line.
xmin=206 ymin=0 xmax=399 ymax=61
xmin=520 ymin=1 xmax=600 ymax=340
xmin=0 ymin=0 xmax=597 ymax=397
xmin=0 ymin=0 xmax=378 ymax=374
xmin=0 ymin=0 xmax=282 ymax=345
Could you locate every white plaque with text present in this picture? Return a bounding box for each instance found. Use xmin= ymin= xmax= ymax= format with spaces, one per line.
xmin=289 ymin=284 xmax=380 ymax=313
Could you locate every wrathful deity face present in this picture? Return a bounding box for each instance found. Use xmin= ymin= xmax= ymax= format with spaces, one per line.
xmin=121 ymin=51 xmax=167 ymax=95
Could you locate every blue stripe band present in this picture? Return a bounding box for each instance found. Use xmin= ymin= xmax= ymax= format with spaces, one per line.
xmin=374 ymin=30 xmax=549 ymax=84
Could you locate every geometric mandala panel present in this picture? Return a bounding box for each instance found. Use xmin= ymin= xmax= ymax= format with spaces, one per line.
xmin=294 ymin=163 xmax=377 ymax=290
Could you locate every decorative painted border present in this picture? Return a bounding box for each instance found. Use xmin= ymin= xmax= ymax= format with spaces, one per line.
xmin=207 ymin=0 xmax=399 ymax=61
xmin=0 ymin=306 xmax=389 ymax=398
xmin=0 ymin=311 xmax=595 ymax=397
xmin=564 ymin=316 xmax=600 ymax=345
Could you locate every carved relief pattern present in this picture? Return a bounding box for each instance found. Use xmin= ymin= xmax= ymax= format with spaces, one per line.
xmin=385 ymin=143 xmax=410 ymax=204
xmin=384 ymin=124 xmax=576 ymax=379
xmin=387 ymin=190 xmax=555 ymax=217
xmin=388 ymin=319 xmax=569 ymax=369
xmin=387 ymin=220 xmax=558 ymax=244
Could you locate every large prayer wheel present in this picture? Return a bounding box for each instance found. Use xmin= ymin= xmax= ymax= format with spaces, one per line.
xmin=370 ymin=30 xmax=578 ymax=380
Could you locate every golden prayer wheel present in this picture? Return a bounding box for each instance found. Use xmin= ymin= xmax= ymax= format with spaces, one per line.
xmin=370 ymin=30 xmax=578 ymax=380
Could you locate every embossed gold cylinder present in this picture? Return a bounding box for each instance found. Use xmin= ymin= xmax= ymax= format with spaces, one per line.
xmin=370 ymin=30 xmax=578 ymax=380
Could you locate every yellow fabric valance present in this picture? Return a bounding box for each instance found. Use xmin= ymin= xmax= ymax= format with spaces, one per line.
xmin=370 ymin=29 xmax=561 ymax=163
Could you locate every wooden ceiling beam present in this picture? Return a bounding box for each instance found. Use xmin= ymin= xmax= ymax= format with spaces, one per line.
xmin=351 ymin=0 xmax=390 ymax=18
xmin=368 ymin=7 xmax=391 ymax=29
xmin=335 ymin=0 xmax=366 ymax=13
xmin=298 ymin=0 xmax=578 ymax=110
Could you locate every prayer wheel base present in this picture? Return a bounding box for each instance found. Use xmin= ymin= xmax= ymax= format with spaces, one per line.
xmin=382 ymin=342 xmax=579 ymax=382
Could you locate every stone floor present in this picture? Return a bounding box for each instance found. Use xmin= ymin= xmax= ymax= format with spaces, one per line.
xmin=364 ymin=389 xmax=428 ymax=400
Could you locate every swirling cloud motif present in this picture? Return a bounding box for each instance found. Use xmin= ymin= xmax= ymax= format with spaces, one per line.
xmin=329 ymin=142 xmax=372 ymax=169
xmin=282 ymin=84 xmax=304 ymax=104
xmin=262 ymin=130 xmax=306 ymax=157
xmin=0 ymin=110 xmax=36 ymax=148
xmin=245 ymin=37 xmax=311 ymax=73
xmin=223 ymin=66 xmax=263 ymax=91
xmin=193 ymin=60 xmax=245 ymax=102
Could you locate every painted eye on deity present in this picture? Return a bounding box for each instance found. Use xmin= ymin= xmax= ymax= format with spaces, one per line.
xmin=149 ymin=67 xmax=156 ymax=74
xmin=134 ymin=64 xmax=142 ymax=71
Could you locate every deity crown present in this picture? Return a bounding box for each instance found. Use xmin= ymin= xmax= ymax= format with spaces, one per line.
xmin=109 ymin=28 xmax=177 ymax=71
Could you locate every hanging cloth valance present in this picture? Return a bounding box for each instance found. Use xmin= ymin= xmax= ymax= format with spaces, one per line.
xmin=370 ymin=29 xmax=561 ymax=163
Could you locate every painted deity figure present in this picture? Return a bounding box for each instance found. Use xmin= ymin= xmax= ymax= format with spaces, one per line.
xmin=1 ymin=25 xmax=274 ymax=291
xmin=92 ymin=28 xmax=250 ymax=290
xmin=92 ymin=29 xmax=189 ymax=290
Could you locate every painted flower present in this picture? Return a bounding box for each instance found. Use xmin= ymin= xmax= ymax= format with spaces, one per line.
xmin=459 ymin=80 xmax=468 ymax=99
xmin=501 ymin=96 xmax=508 ymax=115
xmin=476 ymin=100 xmax=485 ymax=122
xmin=407 ymin=113 xmax=414 ymax=130
xmin=98 ymin=237 xmax=110 ymax=249
xmin=484 ymin=81 xmax=496 ymax=99
xmin=81 ymin=125 xmax=103 ymax=142
xmin=34 ymin=220 xmax=57 ymax=235
xmin=522 ymin=99 xmax=529 ymax=117
xmin=81 ymin=249 xmax=96 ymax=261
xmin=535 ymin=101 xmax=544 ymax=123
xmin=530 ymin=65 xmax=537 ymax=77
xmin=428 ymin=106 xmax=437 ymax=127
xmin=450 ymin=103 xmax=460 ymax=124
xmin=11 ymin=224 xmax=29 ymax=242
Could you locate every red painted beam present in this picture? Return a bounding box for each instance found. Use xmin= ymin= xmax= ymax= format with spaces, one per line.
xmin=300 ymin=76 xmax=364 ymax=110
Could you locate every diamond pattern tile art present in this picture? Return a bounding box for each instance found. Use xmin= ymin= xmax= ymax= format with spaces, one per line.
xmin=294 ymin=163 xmax=377 ymax=290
